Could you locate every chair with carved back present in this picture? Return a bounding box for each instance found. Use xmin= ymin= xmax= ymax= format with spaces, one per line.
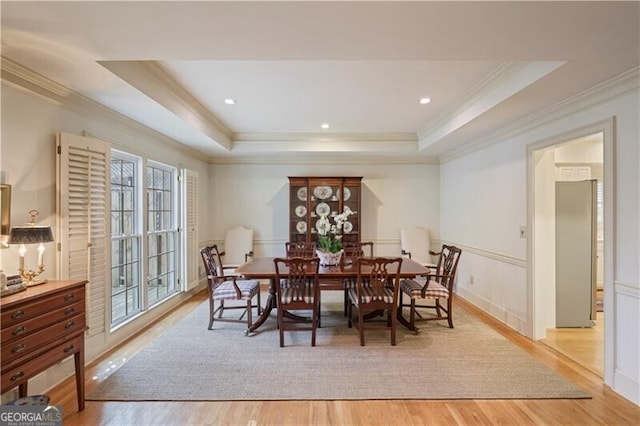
xmin=200 ymin=244 xmax=262 ymax=330
xmin=285 ymin=241 xmax=317 ymax=257
xmin=341 ymin=241 xmax=374 ymax=315
xmin=273 ymin=257 xmax=321 ymax=347
xmin=398 ymin=244 xmax=462 ymax=329
xmin=347 ymin=257 xmax=403 ymax=346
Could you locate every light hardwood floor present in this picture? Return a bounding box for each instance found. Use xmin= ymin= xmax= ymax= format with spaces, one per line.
xmin=50 ymin=291 xmax=639 ymax=426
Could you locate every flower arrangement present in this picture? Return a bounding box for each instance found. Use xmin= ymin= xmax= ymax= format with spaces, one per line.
xmin=315 ymin=206 xmax=356 ymax=253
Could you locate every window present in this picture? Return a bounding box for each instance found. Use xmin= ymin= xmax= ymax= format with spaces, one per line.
xmin=110 ymin=152 xmax=142 ymax=325
xmin=147 ymin=162 xmax=178 ymax=304
xmin=59 ymin=132 xmax=196 ymax=334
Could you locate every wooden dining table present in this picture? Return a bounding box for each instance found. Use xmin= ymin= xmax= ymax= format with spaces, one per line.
xmin=236 ymin=256 xmax=431 ymax=334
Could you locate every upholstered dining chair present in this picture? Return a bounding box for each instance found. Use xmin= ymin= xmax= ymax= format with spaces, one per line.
xmin=398 ymin=244 xmax=462 ymax=329
xmin=285 ymin=241 xmax=317 ymax=257
xmin=400 ymin=226 xmax=437 ymax=268
xmin=347 ymin=257 xmax=403 ymax=346
xmin=273 ymin=257 xmax=321 ymax=347
xmin=220 ymin=226 xmax=254 ymax=275
xmin=200 ymin=244 xmax=262 ymax=330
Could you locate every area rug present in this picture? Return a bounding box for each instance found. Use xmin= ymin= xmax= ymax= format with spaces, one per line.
xmin=87 ymin=293 xmax=590 ymax=401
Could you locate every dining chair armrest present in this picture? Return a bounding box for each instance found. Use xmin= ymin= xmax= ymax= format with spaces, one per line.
xmin=245 ymin=251 xmax=254 ymax=262
xmin=429 ymin=250 xmax=440 ymax=256
xmin=401 ymin=249 xmax=412 ymax=259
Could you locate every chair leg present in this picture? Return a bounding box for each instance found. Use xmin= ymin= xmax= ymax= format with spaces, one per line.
xmin=208 ymin=298 xmax=216 ymax=330
xmin=246 ymin=299 xmax=253 ymax=327
xmin=278 ymin=308 xmax=285 ymax=347
xmin=446 ymin=297 xmax=454 ymax=329
xmin=358 ymin=310 xmax=365 ymax=346
xmin=410 ymin=298 xmax=416 ymax=330
xmin=218 ymin=300 xmax=225 ymax=318
xmin=311 ymin=305 xmax=318 ymax=347
xmin=390 ymin=309 xmax=397 ymax=346
xmin=318 ymin=292 xmax=322 ymax=329
xmin=435 ymin=298 xmax=443 ymax=317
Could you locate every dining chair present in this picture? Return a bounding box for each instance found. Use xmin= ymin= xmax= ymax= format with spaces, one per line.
xmin=274 ymin=257 xmax=321 ymax=347
xmin=341 ymin=241 xmax=374 ymax=315
xmin=398 ymin=244 xmax=462 ymax=329
xmin=285 ymin=241 xmax=317 ymax=257
xmin=400 ymin=226 xmax=437 ymax=268
xmin=200 ymin=244 xmax=262 ymax=330
xmin=220 ymin=226 xmax=254 ymax=274
xmin=347 ymin=257 xmax=403 ymax=346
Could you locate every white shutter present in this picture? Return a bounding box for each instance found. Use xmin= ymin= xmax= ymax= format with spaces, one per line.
xmin=184 ymin=169 xmax=199 ymax=290
xmin=57 ymin=132 xmax=110 ymax=337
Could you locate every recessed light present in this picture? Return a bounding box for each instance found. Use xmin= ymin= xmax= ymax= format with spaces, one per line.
xmin=419 ymin=97 xmax=431 ymax=105
xmin=321 ymin=123 xmax=330 ymax=129
xmin=224 ymin=98 xmax=236 ymax=105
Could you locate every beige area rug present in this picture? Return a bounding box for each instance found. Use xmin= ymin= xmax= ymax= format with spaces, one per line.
xmin=87 ymin=292 xmax=590 ymax=401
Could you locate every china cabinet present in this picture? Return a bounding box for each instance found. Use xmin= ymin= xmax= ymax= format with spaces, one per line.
xmin=288 ymin=176 xmax=362 ymax=245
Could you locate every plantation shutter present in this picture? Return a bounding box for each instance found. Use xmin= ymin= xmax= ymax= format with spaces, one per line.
xmin=57 ymin=132 xmax=110 ymax=337
xmin=184 ymin=169 xmax=199 ymax=290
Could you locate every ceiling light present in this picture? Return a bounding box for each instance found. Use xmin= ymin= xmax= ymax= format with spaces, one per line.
xmin=321 ymin=123 xmax=330 ymax=129
xmin=224 ymin=98 xmax=236 ymax=105
xmin=419 ymin=97 xmax=431 ymax=105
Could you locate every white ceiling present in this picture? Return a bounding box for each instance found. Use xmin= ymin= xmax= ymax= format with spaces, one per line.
xmin=2 ymin=1 xmax=639 ymax=162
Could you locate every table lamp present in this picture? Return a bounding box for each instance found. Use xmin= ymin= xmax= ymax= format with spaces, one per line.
xmin=8 ymin=210 xmax=54 ymax=286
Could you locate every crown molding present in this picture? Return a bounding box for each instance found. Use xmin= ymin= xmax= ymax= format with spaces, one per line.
xmin=440 ymin=66 xmax=640 ymax=164
xmin=208 ymin=153 xmax=439 ymax=165
xmin=99 ymin=60 xmax=233 ymax=149
xmin=0 ymin=56 xmax=207 ymax=161
xmin=234 ymin=132 xmax=417 ymax=142
xmin=418 ymin=60 xmax=565 ymax=150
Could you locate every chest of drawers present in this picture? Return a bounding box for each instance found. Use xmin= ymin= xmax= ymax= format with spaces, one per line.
xmin=1 ymin=280 xmax=88 ymax=411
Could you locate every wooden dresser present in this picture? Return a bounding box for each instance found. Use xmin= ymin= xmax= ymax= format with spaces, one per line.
xmin=1 ymin=280 xmax=88 ymax=411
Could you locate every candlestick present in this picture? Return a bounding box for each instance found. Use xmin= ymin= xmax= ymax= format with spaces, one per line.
xmin=18 ymin=244 xmax=26 ymax=270
xmin=37 ymin=243 xmax=45 ymax=266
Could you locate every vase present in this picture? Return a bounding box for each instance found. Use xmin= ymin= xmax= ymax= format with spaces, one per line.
xmin=316 ymin=249 xmax=343 ymax=266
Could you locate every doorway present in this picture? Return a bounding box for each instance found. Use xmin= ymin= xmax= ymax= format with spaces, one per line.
xmin=528 ymin=123 xmax=613 ymax=381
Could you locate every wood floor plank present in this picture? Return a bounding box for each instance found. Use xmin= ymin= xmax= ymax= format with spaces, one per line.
xmin=50 ymin=290 xmax=640 ymax=425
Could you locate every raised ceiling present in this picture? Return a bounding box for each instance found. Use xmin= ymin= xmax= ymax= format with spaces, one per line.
xmin=2 ymin=1 xmax=639 ymax=162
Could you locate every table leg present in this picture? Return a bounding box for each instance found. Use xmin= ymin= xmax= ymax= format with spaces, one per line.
xmin=244 ymin=279 xmax=276 ymax=335
xmin=74 ymin=344 xmax=85 ymax=411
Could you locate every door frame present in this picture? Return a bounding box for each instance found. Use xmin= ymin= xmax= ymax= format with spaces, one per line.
xmin=526 ymin=118 xmax=615 ymax=385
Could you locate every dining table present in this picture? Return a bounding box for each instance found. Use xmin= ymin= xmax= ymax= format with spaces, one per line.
xmin=236 ymin=256 xmax=431 ymax=335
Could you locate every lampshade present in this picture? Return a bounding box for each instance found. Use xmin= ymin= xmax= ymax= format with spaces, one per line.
xmin=8 ymin=225 xmax=54 ymax=244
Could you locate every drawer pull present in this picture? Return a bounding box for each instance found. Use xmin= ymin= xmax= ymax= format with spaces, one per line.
xmin=12 ymin=343 xmax=26 ymax=354
xmin=65 ymin=307 xmax=75 ymax=315
xmin=64 ymin=294 xmax=75 ymax=302
xmin=64 ymin=345 xmax=75 ymax=353
xmin=11 ymin=371 xmax=25 ymax=381
xmin=12 ymin=326 xmax=27 ymax=336
xmin=65 ymin=321 xmax=75 ymax=329
xmin=11 ymin=310 xmax=25 ymax=319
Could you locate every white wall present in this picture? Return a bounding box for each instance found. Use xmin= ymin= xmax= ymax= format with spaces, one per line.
xmin=440 ymin=87 xmax=640 ymax=404
xmin=207 ymin=162 xmax=440 ymax=257
xmin=0 ymin=81 xmax=212 ymax=397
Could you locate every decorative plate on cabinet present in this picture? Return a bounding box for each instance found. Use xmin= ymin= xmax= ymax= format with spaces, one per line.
xmin=295 ymin=205 xmax=307 ymax=217
xmin=297 ymin=187 xmax=307 ymax=201
xmin=296 ymin=221 xmax=307 ymax=233
xmin=343 ymin=221 xmax=353 ymax=233
xmin=337 ymin=187 xmax=351 ymax=201
xmin=315 ymin=202 xmax=330 ymax=216
xmin=313 ymin=186 xmax=332 ymax=200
